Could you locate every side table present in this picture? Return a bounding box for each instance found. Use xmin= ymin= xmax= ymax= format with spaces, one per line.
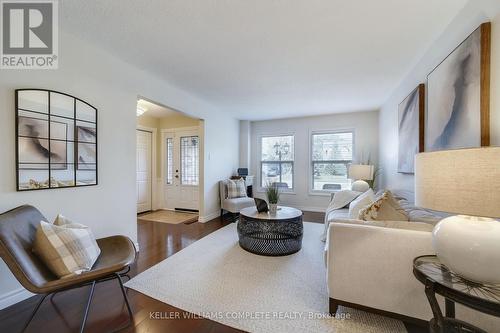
xmin=413 ymin=255 xmax=500 ymax=333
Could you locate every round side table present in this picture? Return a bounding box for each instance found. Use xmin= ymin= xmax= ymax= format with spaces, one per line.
xmin=237 ymin=206 xmax=303 ymax=256
xmin=413 ymin=255 xmax=500 ymax=333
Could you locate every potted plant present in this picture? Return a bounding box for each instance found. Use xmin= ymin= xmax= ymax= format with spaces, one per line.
xmin=266 ymin=183 xmax=280 ymax=214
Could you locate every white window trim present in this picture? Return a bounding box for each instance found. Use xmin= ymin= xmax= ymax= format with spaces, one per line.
xmin=308 ymin=128 xmax=356 ymax=195
xmin=258 ymin=133 xmax=296 ymax=193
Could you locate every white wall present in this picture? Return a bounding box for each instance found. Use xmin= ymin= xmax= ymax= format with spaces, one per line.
xmin=0 ymin=30 xmax=239 ymax=308
xmin=239 ymin=120 xmax=251 ymax=169
xmin=379 ymin=0 xmax=500 ymax=192
xmin=250 ymin=111 xmax=379 ymax=212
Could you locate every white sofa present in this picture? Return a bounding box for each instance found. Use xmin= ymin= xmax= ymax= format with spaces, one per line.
xmin=325 ymin=193 xmax=500 ymax=331
xmin=219 ymin=180 xmax=254 ymax=216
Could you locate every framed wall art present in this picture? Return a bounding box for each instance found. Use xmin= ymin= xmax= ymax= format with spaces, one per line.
xmin=398 ymin=84 xmax=424 ymax=174
xmin=16 ymin=89 xmax=98 ymax=191
xmin=426 ymin=22 xmax=490 ymax=152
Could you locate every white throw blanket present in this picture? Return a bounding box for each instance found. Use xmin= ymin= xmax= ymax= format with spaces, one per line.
xmin=321 ymin=190 xmax=362 ymax=241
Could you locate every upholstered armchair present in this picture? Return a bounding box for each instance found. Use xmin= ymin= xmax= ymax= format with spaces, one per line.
xmin=219 ymin=180 xmax=254 ymax=216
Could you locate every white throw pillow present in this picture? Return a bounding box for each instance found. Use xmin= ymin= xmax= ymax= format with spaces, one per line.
xmin=348 ymin=189 xmax=375 ymax=219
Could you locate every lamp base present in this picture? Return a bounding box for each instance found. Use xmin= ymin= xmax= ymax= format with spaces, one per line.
xmin=351 ymin=180 xmax=370 ymax=192
xmin=433 ymin=215 xmax=500 ymax=283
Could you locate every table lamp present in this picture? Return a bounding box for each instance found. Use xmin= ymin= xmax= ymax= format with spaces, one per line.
xmin=415 ymin=147 xmax=500 ymax=283
xmin=348 ymin=164 xmax=374 ymax=192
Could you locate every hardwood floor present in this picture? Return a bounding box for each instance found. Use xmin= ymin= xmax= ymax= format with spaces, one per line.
xmin=0 ymin=211 xmax=424 ymax=333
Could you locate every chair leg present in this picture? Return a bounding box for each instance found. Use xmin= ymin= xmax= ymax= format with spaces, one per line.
xmin=21 ymin=294 xmax=47 ymax=332
xmin=115 ymin=273 xmax=133 ymax=323
xmin=79 ymin=281 xmax=96 ymax=333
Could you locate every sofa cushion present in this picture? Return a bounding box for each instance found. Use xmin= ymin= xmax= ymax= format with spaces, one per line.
xmin=223 ymin=197 xmax=255 ymax=213
xmin=359 ymin=190 xmax=409 ymax=221
xmin=348 ymin=189 xmax=375 ymax=219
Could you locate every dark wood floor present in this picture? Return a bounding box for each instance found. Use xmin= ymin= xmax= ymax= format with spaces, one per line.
xmin=0 ymin=210 xmax=424 ymax=333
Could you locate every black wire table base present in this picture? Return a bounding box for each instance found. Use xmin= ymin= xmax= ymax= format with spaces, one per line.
xmin=237 ymin=215 xmax=303 ymax=256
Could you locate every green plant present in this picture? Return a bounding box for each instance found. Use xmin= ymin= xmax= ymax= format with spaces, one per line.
xmin=265 ymin=182 xmax=280 ymax=204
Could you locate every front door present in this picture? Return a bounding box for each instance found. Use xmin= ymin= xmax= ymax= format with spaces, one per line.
xmin=163 ymin=129 xmax=199 ymax=211
xmin=137 ymin=129 xmax=152 ymax=213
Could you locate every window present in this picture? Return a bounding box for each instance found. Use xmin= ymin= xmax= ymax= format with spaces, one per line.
xmin=260 ymin=135 xmax=294 ymax=189
xmin=180 ymin=136 xmax=199 ymax=185
xmin=311 ymin=132 xmax=353 ymax=191
xmin=166 ymin=138 xmax=173 ymax=184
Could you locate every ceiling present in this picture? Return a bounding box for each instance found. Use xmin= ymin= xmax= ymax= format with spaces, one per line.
xmin=62 ymin=0 xmax=468 ymax=120
xmin=137 ymin=99 xmax=184 ymax=118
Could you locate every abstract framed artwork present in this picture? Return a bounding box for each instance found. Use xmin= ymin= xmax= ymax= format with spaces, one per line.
xmin=76 ymin=126 xmax=97 ymax=170
xmin=426 ymin=22 xmax=491 ymax=152
xmin=16 ymin=89 xmax=98 ymax=191
xmin=398 ymin=84 xmax=424 ymax=174
xmin=18 ymin=116 xmax=68 ymax=170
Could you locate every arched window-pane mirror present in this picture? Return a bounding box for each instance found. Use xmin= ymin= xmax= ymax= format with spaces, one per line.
xmin=16 ymin=89 xmax=98 ymax=191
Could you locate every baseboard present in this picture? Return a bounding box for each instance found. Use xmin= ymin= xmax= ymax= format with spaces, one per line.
xmin=198 ymin=211 xmax=220 ymax=223
xmin=0 ymin=287 xmax=34 ymax=310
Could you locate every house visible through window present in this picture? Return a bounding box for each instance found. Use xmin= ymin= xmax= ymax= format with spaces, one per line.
xmin=311 ymin=131 xmax=353 ymax=191
xmin=261 ymin=135 xmax=294 ymax=189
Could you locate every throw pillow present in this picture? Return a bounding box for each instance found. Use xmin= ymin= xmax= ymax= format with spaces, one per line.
xmin=348 ymin=189 xmax=375 ymax=219
xmin=227 ymin=178 xmax=247 ymax=199
xmin=33 ymin=215 xmax=101 ymax=278
xmin=358 ymin=190 xmax=409 ymax=221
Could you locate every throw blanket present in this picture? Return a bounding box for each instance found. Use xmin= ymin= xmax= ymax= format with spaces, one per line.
xmin=321 ymin=190 xmax=362 ymax=241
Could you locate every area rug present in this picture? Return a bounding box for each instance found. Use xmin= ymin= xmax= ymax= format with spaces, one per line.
xmin=125 ymin=222 xmax=406 ymax=333
xmin=138 ymin=210 xmax=198 ymax=225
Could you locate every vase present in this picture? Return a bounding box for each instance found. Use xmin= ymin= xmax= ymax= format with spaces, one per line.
xmin=432 ymin=215 xmax=500 ymax=283
xmin=269 ymin=203 xmax=278 ymax=215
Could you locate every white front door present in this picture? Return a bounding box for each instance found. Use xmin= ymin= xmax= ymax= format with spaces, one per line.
xmin=137 ymin=130 xmax=152 ymax=213
xmin=163 ymin=129 xmax=199 ymax=211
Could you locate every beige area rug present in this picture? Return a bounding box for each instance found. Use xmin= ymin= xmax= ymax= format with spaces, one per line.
xmin=125 ymin=222 xmax=406 ymax=333
xmin=138 ymin=210 xmax=198 ymax=225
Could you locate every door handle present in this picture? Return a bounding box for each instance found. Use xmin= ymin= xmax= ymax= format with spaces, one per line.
xmin=175 ymin=175 xmax=179 ymax=178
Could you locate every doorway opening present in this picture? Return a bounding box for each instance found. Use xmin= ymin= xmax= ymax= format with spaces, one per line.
xmin=136 ymin=98 xmax=203 ymax=223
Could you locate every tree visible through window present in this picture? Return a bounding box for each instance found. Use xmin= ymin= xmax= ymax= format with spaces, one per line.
xmin=312 ymin=132 xmax=353 ymax=191
xmin=261 ymin=135 xmax=294 ymax=189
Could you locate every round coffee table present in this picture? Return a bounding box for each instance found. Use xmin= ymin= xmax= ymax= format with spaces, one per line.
xmin=237 ymin=206 xmax=303 ymax=256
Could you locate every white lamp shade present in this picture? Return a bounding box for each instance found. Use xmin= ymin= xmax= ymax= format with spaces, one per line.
xmin=348 ymin=164 xmax=374 ymax=181
xmin=415 ymin=147 xmax=500 ymax=218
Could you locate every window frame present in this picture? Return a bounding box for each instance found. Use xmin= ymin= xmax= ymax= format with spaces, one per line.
xmin=309 ymin=129 xmax=355 ymax=195
xmin=259 ymin=133 xmax=295 ymax=192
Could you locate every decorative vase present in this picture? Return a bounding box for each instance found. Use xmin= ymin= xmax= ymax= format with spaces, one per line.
xmin=269 ymin=203 xmax=278 ymax=215
xmin=432 ymin=215 xmax=500 ymax=283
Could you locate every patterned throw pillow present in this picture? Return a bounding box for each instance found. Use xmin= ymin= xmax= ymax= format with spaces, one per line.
xmin=33 ymin=215 xmax=101 ymax=278
xmin=358 ymin=190 xmax=409 ymax=221
xmin=227 ymin=178 xmax=247 ymax=199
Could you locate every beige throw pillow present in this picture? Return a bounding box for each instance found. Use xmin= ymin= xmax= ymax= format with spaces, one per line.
xmin=227 ymin=178 xmax=247 ymax=199
xmin=348 ymin=189 xmax=375 ymax=219
xmin=33 ymin=215 xmax=101 ymax=278
xmin=358 ymin=190 xmax=409 ymax=221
